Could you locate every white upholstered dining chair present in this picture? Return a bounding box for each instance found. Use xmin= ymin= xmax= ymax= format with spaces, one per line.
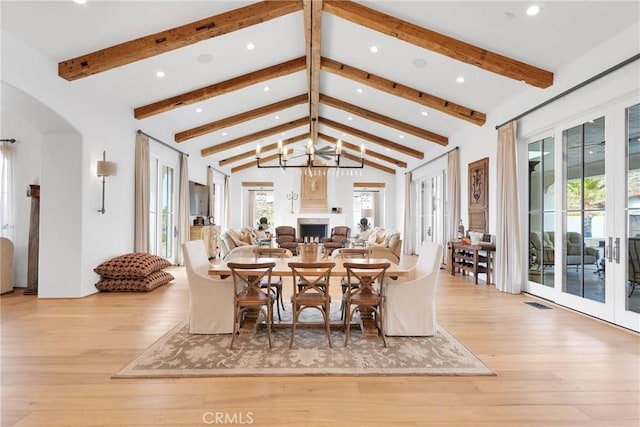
xmin=182 ymin=240 xmax=235 ymax=334
xmin=383 ymin=241 xmax=442 ymax=336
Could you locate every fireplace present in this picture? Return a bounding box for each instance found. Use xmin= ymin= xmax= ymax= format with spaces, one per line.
xmin=297 ymin=218 xmax=329 ymax=242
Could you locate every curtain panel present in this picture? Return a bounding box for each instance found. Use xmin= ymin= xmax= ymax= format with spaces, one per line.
xmin=176 ymin=154 xmax=189 ymax=265
xmin=446 ymin=149 xmax=460 ymax=264
xmin=134 ymin=132 xmax=150 ymax=253
xmin=495 ymin=121 xmax=523 ymax=294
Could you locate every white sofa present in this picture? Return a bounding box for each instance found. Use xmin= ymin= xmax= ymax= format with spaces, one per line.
xmin=220 ymin=227 xmax=264 ymax=260
xmin=356 ymin=228 xmax=402 ymax=263
xmin=384 ymin=241 xmax=442 ymax=336
xmin=182 ymin=240 xmax=235 ymax=334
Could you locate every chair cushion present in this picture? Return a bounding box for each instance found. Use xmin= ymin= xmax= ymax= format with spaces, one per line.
xmin=95 ymin=270 xmax=174 ymax=292
xmin=94 ymin=253 xmax=172 ymax=279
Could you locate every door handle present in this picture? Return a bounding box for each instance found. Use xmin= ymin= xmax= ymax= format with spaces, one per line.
xmin=606 ymin=237 xmax=613 ymax=262
xmin=614 ymin=237 xmax=620 ymax=264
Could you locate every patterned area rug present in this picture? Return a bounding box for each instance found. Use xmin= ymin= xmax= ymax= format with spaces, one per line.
xmin=114 ymin=306 xmax=494 ymax=377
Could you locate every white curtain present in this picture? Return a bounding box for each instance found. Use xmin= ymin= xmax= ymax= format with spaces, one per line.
xmin=134 ymin=132 xmax=150 ymax=253
xmin=403 ymin=172 xmax=414 ymax=255
xmin=495 ymin=121 xmax=523 ymax=294
xmin=207 ymin=166 xmax=214 ymax=219
xmin=176 ymin=154 xmax=189 ymax=265
xmin=0 ymin=142 xmax=15 ymax=241
xmin=446 ymin=149 xmax=460 ymax=264
xmin=222 ymin=175 xmax=230 ymax=231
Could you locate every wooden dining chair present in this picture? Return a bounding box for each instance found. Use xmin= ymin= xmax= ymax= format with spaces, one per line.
xmin=253 ymin=247 xmax=288 ymax=320
xmin=288 ymin=262 xmax=335 ymax=348
xmin=343 ymin=261 xmax=390 ymax=347
xmin=227 ymin=261 xmax=276 ymax=349
xmin=334 ymin=248 xmax=372 ymax=320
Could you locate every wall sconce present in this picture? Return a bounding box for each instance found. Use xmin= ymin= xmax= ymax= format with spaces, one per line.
xmin=96 ymin=151 xmax=117 ymax=214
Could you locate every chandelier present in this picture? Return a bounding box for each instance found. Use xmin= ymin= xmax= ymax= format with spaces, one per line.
xmin=256 ymin=138 xmax=365 ymax=170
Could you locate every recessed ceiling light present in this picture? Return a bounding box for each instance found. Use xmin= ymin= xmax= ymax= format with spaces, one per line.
xmin=386 ymin=148 xmax=390 ymax=152
xmin=398 ymin=135 xmax=404 ymax=139
xmin=456 ymin=76 xmax=465 ymax=83
xmin=263 ymin=86 xmax=270 ymax=92
xmin=274 ymin=116 xmax=280 ymax=120
xmin=356 ymin=88 xmax=363 ymax=93
xmin=222 ymin=132 xmax=228 ymax=136
xmin=197 ymin=53 xmax=213 ymax=64
xmin=421 ymin=111 xmax=429 ymax=116
xmin=155 ymin=70 xmax=165 ymax=78
xmin=195 ymin=108 xmax=203 ymax=113
xmin=246 ymin=42 xmax=255 ymax=50
xmin=347 ymin=117 xmax=353 ymax=121
xmin=370 ymin=46 xmax=378 ymax=53
xmin=281 ymin=132 xmax=286 ymax=136
xmin=526 ymin=5 xmax=541 ymax=16
xmin=342 ymin=133 xmax=346 ymax=136
xmin=73 ymin=0 xmax=87 ymax=4
xmin=412 ymin=58 xmax=428 ymax=69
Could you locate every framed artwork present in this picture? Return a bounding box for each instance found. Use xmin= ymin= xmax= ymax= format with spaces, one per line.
xmin=468 ymin=157 xmax=489 ymax=232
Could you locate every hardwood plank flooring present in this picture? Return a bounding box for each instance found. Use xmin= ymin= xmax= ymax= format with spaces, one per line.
xmin=1 ymin=259 xmax=638 ymax=426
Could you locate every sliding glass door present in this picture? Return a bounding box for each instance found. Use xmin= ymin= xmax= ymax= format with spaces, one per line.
xmin=526 ymin=95 xmax=640 ymax=331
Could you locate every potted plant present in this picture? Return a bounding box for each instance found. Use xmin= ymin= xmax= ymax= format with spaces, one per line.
xmin=358 ymin=217 xmax=370 ymax=232
xmin=257 ymin=216 xmax=270 ymax=231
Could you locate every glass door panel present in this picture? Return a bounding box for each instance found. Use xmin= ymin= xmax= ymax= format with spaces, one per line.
xmin=528 ymin=137 xmax=555 ymax=286
xmin=563 ymin=117 xmax=605 ymax=302
xmin=626 ymin=103 xmax=640 ymax=315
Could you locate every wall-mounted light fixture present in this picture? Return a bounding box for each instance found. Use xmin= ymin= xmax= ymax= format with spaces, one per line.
xmin=96 ymin=151 xmax=117 ymax=214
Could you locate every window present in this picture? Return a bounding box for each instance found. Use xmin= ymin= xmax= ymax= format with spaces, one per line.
xmin=149 ymin=157 xmax=176 ymax=261
xmin=0 ymin=143 xmax=14 ymax=240
xmin=353 ymin=190 xmax=380 ymax=231
xmin=249 ymin=190 xmax=274 ymax=230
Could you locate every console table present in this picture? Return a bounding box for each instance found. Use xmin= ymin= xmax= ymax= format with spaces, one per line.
xmin=190 ymin=225 xmax=220 ymax=259
xmin=449 ymin=241 xmax=496 ymax=285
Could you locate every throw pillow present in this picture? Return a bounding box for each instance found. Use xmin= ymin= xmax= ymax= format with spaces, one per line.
xmin=95 ymin=270 xmax=174 ymax=292
xmin=94 ymin=253 xmax=172 ymax=279
xmin=239 ymin=231 xmax=253 ymax=245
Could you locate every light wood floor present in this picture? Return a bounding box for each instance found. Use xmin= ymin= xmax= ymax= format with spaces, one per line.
xmin=1 ymin=258 xmax=638 ymax=426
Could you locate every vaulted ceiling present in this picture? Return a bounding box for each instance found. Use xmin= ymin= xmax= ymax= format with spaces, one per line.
xmin=2 ymin=1 xmax=638 ymax=175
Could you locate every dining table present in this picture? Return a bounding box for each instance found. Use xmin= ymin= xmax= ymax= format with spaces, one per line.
xmin=209 ymin=256 xmax=410 ymax=338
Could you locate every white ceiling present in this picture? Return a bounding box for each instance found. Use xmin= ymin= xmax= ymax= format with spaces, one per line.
xmin=2 ymin=1 xmax=639 ymax=174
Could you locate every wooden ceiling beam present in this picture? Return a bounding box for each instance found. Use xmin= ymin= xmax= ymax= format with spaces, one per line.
xmin=319 ymin=117 xmax=423 ymax=159
xmin=59 ymin=1 xmax=303 ymax=81
xmin=232 ymin=149 xmax=294 ymax=174
xmin=323 ymin=0 xmax=553 ymax=88
xmin=321 ymin=57 xmax=485 ymax=126
xmin=218 ymin=133 xmax=309 ymax=167
xmin=135 ymin=57 xmax=306 ymax=119
xmin=318 ymin=133 xmax=407 ymax=168
xmin=343 ymin=152 xmax=395 ymax=175
xmin=303 ymin=1 xmax=323 ymax=144
xmin=320 ymin=94 xmax=448 ymax=146
xmin=201 ymin=117 xmax=308 ymax=157
xmin=175 ymin=94 xmax=307 ymax=143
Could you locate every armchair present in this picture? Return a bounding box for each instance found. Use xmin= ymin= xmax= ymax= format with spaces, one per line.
xmin=182 ymin=240 xmax=235 ymax=334
xmin=322 ymin=226 xmax=350 ymax=254
xmin=275 ymin=226 xmax=301 ymax=254
xmin=383 ymin=241 xmax=442 ymax=336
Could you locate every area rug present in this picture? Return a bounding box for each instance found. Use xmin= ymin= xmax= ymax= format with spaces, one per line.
xmin=114 ymin=308 xmax=494 ymax=378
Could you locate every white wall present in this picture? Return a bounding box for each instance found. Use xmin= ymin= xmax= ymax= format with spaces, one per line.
xmin=2 ymin=32 xmax=138 ymax=296
xmin=0 ymin=106 xmax=42 ymax=286
xmin=228 ymin=166 xmax=397 ymax=234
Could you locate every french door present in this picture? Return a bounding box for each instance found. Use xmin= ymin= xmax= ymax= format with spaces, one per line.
xmin=150 ymin=156 xmax=177 ymax=264
xmin=417 ymin=171 xmax=446 ymax=252
xmin=526 ymin=95 xmax=640 ymax=331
